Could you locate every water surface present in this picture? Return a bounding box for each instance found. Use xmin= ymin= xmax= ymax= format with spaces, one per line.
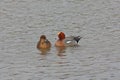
xmin=0 ymin=0 xmax=120 ymax=80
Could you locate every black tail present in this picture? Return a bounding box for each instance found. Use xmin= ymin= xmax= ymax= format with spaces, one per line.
xmin=74 ymin=36 xmax=82 ymax=43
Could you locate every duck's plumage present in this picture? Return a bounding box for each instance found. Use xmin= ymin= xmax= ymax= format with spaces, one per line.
xmin=64 ymin=36 xmax=82 ymax=46
xmin=55 ymin=32 xmax=82 ymax=47
xmin=37 ymin=35 xmax=51 ymax=49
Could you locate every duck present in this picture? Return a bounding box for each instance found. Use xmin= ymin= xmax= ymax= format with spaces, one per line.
xmin=37 ymin=35 xmax=51 ymax=53
xmin=55 ymin=32 xmax=82 ymax=47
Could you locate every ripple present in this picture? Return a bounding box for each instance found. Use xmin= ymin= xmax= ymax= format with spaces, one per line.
xmin=0 ymin=0 xmax=120 ymax=80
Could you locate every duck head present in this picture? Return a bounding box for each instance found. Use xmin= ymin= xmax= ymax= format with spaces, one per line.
xmin=58 ymin=32 xmax=65 ymax=40
xmin=40 ymin=35 xmax=46 ymax=40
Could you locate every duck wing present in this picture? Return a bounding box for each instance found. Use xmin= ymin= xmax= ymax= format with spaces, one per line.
xmin=74 ymin=36 xmax=82 ymax=43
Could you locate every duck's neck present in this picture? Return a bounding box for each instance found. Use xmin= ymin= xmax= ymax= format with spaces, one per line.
xmin=40 ymin=39 xmax=46 ymax=43
xmin=58 ymin=39 xmax=64 ymax=41
xmin=55 ymin=39 xmax=65 ymax=47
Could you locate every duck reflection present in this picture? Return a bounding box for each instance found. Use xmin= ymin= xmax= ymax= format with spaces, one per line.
xmin=55 ymin=46 xmax=66 ymax=57
xmin=38 ymin=48 xmax=51 ymax=55
xmin=37 ymin=35 xmax=51 ymax=55
xmin=55 ymin=32 xmax=82 ymax=57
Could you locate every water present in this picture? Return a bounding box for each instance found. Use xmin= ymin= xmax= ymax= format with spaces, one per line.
xmin=0 ymin=0 xmax=120 ymax=80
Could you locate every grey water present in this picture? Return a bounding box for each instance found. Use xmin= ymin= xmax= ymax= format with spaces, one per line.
xmin=0 ymin=0 xmax=120 ymax=80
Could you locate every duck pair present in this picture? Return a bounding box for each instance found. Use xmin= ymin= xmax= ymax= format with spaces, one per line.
xmin=37 ymin=32 xmax=82 ymax=50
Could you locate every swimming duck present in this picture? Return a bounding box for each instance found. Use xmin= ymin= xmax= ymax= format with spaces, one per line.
xmin=55 ymin=32 xmax=82 ymax=47
xmin=37 ymin=35 xmax=51 ymax=50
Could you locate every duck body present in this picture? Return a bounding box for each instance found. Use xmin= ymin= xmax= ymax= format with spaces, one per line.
xmin=64 ymin=36 xmax=82 ymax=46
xmin=37 ymin=35 xmax=51 ymax=49
xmin=55 ymin=32 xmax=82 ymax=47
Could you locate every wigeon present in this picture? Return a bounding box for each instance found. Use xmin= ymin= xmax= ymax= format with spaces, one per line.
xmin=55 ymin=32 xmax=82 ymax=47
xmin=37 ymin=35 xmax=51 ymax=53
